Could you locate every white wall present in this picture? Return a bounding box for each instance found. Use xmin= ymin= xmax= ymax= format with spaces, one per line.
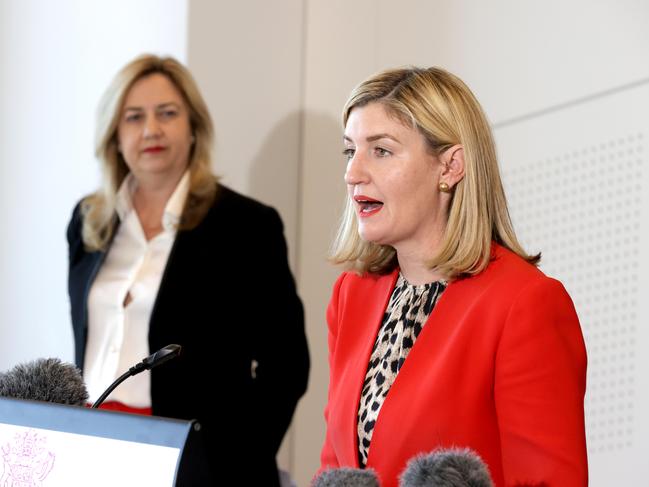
xmin=0 ymin=0 xmax=188 ymax=366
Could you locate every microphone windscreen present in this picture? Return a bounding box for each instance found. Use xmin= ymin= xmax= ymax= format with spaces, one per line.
xmin=312 ymin=467 xmax=380 ymax=487
xmin=399 ymin=447 xmax=493 ymax=487
xmin=0 ymin=358 xmax=89 ymax=406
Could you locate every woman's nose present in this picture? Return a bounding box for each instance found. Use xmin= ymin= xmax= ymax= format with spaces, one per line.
xmin=143 ymin=115 xmax=162 ymax=138
xmin=344 ymin=153 xmax=368 ymax=185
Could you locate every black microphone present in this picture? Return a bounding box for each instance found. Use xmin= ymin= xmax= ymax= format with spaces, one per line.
xmin=0 ymin=358 xmax=89 ymax=406
xmin=399 ymin=448 xmax=493 ymax=487
xmin=312 ymin=467 xmax=380 ymax=487
xmin=92 ymin=344 xmax=181 ymax=408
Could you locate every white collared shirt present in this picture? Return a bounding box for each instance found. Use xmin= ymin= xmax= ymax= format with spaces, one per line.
xmin=84 ymin=171 xmax=190 ymax=406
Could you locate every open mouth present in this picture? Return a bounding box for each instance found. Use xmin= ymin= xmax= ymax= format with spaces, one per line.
xmin=354 ymin=196 xmax=383 ymax=215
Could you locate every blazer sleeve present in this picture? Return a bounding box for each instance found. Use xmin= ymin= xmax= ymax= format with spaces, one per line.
xmin=319 ymin=271 xmax=346 ymax=469
xmin=66 ymin=199 xmax=106 ymax=369
xmin=495 ymin=276 xmax=588 ymax=486
xmin=252 ymin=206 xmax=310 ymax=455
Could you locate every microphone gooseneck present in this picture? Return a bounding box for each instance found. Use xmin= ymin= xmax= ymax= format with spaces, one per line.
xmin=92 ymin=344 xmax=181 ymax=409
xmin=127 ymin=344 xmax=182 ymax=375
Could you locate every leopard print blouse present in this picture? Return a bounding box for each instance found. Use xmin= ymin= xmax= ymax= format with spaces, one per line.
xmin=357 ymin=273 xmax=446 ymax=467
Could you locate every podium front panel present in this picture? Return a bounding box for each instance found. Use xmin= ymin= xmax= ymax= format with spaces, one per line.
xmin=0 ymin=397 xmax=196 ymax=486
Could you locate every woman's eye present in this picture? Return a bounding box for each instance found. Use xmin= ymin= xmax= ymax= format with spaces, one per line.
xmin=125 ymin=113 xmax=142 ymax=122
xmin=159 ymin=110 xmax=178 ymax=119
xmin=374 ymin=147 xmax=391 ymax=157
xmin=342 ymin=148 xmax=355 ymax=159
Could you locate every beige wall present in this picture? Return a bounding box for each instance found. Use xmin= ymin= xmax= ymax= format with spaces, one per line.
xmin=187 ymin=0 xmax=305 ymax=269
xmin=186 ymin=1 xmax=649 ymax=485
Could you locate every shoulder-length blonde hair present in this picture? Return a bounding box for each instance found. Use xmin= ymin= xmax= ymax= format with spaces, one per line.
xmin=331 ymin=66 xmax=539 ymax=279
xmin=81 ymin=54 xmax=218 ymax=251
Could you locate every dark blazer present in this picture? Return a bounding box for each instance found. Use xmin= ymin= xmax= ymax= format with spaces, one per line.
xmin=68 ymin=184 xmax=309 ymax=486
xmin=321 ymin=245 xmax=587 ymax=487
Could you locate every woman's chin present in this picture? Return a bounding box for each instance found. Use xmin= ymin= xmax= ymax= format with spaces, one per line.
xmin=358 ymin=230 xmax=388 ymax=246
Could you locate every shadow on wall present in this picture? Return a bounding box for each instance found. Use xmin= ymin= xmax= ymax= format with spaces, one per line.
xmin=248 ymin=110 xmax=348 ymax=481
xmin=248 ymin=110 xmax=345 ymax=271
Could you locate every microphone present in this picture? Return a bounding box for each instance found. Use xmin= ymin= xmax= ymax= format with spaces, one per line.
xmin=0 ymin=358 xmax=88 ymax=406
xmin=312 ymin=467 xmax=380 ymax=487
xmin=92 ymin=344 xmax=181 ymax=408
xmin=399 ymin=448 xmax=493 ymax=487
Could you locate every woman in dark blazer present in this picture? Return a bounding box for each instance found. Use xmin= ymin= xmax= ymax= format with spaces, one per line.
xmin=319 ymin=67 xmax=587 ymax=486
xmin=67 ymin=54 xmax=309 ymax=486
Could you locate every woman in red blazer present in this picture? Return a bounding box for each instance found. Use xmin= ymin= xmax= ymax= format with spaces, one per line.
xmin=319 ymin=67 xmax=588 ymax=486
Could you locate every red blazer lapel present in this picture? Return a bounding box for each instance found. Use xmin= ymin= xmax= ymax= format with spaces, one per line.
xmin=333 ymin=269 xmax=399 ymax=466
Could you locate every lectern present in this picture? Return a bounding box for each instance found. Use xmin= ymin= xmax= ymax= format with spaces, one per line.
xmin=0 ymin=397 xmax=210 ymax=486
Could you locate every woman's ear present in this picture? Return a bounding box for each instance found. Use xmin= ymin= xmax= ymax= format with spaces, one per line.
xmin=439 ymin=144 xmax=465 ymax=189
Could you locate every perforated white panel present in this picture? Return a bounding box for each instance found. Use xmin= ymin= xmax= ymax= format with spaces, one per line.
xmin=495 ymin=84 xmax=649 ymax=483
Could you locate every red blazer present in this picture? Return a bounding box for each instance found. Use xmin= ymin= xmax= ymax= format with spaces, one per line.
xmin=320 ymin=245 xmax=588 ymax=487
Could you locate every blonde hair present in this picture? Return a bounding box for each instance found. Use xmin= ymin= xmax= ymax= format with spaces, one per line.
xmin=81 ymin=54 xmax=218 ymax=251
xmin=331 ymin=66 xmax=539 ymax=279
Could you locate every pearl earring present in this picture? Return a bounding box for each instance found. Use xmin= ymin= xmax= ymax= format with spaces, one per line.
xmin=439 ymin=182 xmax=450 ymax=193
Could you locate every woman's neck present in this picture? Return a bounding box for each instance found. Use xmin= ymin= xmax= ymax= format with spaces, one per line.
xmin=395 ymin=240 xmax=446 ymax=285
xmin=131 ymin=175 xmax=181 ymax=240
